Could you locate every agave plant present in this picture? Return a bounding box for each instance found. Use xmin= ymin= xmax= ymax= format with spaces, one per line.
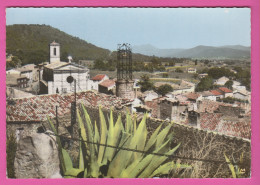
xmin=224 ymin=152 xmax=245 ymax=178
xmin=48 ymin=104 xmax=188 ymax=178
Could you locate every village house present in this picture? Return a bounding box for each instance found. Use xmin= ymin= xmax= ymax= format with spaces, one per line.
xmin=184 ymin=92 xmax=202 ymax=103
xmin=142 ymin=90 xmax=159 ymax=102
xmin=187 ymin=67 xmax=197 ymax=73
xmin=39 ymin=41 xmax=92 ymax=94
xmin=201 ymin=91 xmax=217 ymax=101
xmin=198 ymin=73 xmax=208 ymax=79
xmin=214 ymin=76 xmax=229 ymax=86
xmin=218 ymin=87 xmax=233 ymax=98
xmin=91 ymin=74 xmax=109 ymax=91
xmin=98 ymin=79 xmax=115 ymax=95
xmin=210 ymin=89 xmax=224 ymax=100
xmin=15 ymin=64 xmax=38 ymax=83
xmin=233 ymin=90 xmax=251 ymax=102
xmin=6 ymin=73 xmax=29 ymax=89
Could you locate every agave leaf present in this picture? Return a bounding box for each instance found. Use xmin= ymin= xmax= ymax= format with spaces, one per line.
xmin=104 ymin=113 xmax=123 ymax=162
xmin=94 ymin=121 xmax=100 ymax=153
xmin=149 ymin=161 xmax=175 ymax=177
xmin=78 ymin=140 xmax=84 ymax=170
xmin=121 ymin=114 xmax=147 ymax=169
xmin=125 ymin=110 xmax=132 ymax=133
xmin=83 ymin=168 xmax=88 ymax=178
xmin=125 ymin=139 xmax=172 ymax=178
xmin=102 ymin=109 xmax=114 ymax=163
xmin=81 ymin=105 xmax=99 ymax=177
xmin=62 ymin=149 xmax=73 ymax=169
xmin=64 ymin=168 xmax=84 ymax=178
xmin=138 ymin=143 xmax=180 ymax=178
xmin=224 ymin=153 xmax=236 ymax=178
xmin=155 ymin=123 xmax=172 ymax=148
xmin=144 ymin=124 xmax=162 ymax=151
xmin=107 ymin=134 xmax=132 ymax=177
xmin=98 ymin=106 xmax=108 ymax=165
xmin=131 ymin=114 xmax=147 ymax=150
xmin=133 ymin=113 xmax=137 ymax=134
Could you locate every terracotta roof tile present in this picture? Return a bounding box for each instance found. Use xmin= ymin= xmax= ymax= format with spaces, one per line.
xmin=185 ymin=93 xmax=201 ymax=100
xmin=219 ymin=87 xmax=233 ymax=93
xmin=99 ymin=79 xmax=115 ymax=88
xmin=91 ymin=74 xmax=106 ymax=81
xmin=6 ymin=91 xmax=132 ymax=122
xmin=210 ymin=90 xmax=223 ymax=96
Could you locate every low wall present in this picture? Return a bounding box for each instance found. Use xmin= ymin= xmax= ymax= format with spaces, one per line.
xmin=7 ymin=105 xmax=251 ymax=178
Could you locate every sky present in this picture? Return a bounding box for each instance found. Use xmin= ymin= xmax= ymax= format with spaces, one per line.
xmin=6 ymin=8 xmax=251 ymax=51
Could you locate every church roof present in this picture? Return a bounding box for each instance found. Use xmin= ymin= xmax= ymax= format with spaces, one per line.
xmin=45 ymin=62 xmax=67 ymax=69
xmin=50 ymin=41 xmax=60 ymax=46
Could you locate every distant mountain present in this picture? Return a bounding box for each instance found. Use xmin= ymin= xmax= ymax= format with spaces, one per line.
xmin=132 ymin=44 xmax=185 ymax=57
xmin=132 ymin=44 xmax=251 ymax=59
xmin=6 ymin=24 xmax=110 ymax=65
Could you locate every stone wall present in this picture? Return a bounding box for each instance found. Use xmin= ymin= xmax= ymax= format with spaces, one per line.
xmin=7 ymin=105 xmax=251 ymax=178
xmin=147 ymin=118 xmax=251 ymax=178
xmin=116 ymin=80 xmax=134 ymax=100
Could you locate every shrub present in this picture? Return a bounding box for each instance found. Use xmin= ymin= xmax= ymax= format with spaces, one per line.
xmin=48 ymin=105 xmax=189 ymax=178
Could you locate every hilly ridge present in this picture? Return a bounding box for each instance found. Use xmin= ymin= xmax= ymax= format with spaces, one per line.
xmin=6 ymin=24 xmax=110 ymax=64
xmin=132 ymin=44 xmax=251 ymax=59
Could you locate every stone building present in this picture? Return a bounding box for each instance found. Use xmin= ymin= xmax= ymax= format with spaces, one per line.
xmin=39 ymin=41 xmax=91 ymax=94
xmin=6 ymin=73 xmax=29 ymax=89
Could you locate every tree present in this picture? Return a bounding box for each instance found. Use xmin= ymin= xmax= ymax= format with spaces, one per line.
xmin=224 ymin=80 xmax=233 ymax=90
xmin=93 ymin=59 xmax=105 ymax=70
xmin=156 ymin=84 xmax=173 ymax=96
xmin=175 ymin=68 xmax=183 ymax=73
xmin=138 ymin=75 xmax=154 ymax=92
xmin=195 ymin=76 xmax=214 ymax=92
xmin=162 ymin=73 xmax=169 ymax=78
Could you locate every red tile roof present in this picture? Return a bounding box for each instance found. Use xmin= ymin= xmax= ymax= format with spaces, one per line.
xmin=6 ymin=91 xmax=132 ymax=122
xmin=199 ymin=112 xmax=251 ymax=139
xmin=197 ymin=100 xmax=231 ymax=113
xmin=219 ymin=87 xmax=233 ymax=93
xmin=185 ymin=93 xmax=201 ymax=100
xmin=91 ymin=74 xmax=106 ymax=81
xmin=210 ymin=90 xmax=223 ymax=96
xmin=99 ymin=79 xmax=115 ymax=88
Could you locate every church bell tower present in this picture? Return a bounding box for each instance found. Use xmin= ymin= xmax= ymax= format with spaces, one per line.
xmin=116 ymin=43 xmax=134 ymax=100
xmin=49 ymin=41 xmax=60 ymax=63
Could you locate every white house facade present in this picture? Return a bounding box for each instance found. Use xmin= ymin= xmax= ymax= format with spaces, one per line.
xmin=39 ymin=41 xmax=91 ymax=94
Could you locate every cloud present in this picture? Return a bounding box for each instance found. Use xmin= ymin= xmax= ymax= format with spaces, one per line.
xmin=224 ymin=9 xmax=229 ymax=13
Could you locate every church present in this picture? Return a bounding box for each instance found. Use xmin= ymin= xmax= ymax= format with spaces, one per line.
xmin=39 ymin=41 xmax=92 ymax=94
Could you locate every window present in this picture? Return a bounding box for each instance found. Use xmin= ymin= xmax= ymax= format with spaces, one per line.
xmin=54 ymin=48 xmax=56 ymax=56
xmin=62 ymin=88 xmax=67 ymax=93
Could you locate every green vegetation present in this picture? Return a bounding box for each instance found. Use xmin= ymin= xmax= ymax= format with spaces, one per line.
xmin=93 ymin=59 xmax=116 ymax=71
xmin=175 ymin=68 xmax=184 ymax=73
xmin=218 ymin=97 xmax=249 ymax=104
xmin=48 ymin=106 xmax=188 ymax=178
xmin=6 ymin=24 xmax=110 ymax=65
xmin=224 ymin=80 xmax=233 ymax=90
xmin=138 ymin=75 xmax=155 ymax=92
xmin=207 ymin=67 xmax=235 ymax=79
xmin=224 ymin=153 xmax=245 ymax=178
xmin=6 ymin=134 xmax=17 ymax=178
xmin=155 ymin=84 xmax=173 ymax=96
xmin=195 ymin=76 xmax=214 ymax=92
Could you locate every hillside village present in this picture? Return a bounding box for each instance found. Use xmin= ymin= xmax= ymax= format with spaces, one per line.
xmin=6 ymin=39 xmax=251 ymax=179
xmin=6 ymin=41 xmax=251 ymax=140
